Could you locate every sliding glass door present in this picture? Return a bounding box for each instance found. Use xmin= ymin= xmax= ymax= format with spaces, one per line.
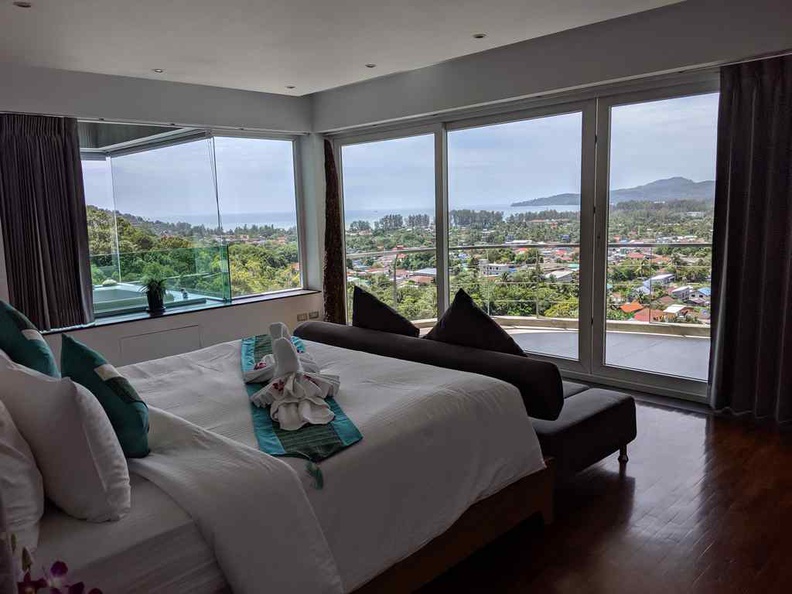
xmin=446 ymin=108 xmax=589 ymax=362
xmin=593 ymin=86 xmax=719 ymax=397
xmin=334 ymin=75 xmax=719 ymax=400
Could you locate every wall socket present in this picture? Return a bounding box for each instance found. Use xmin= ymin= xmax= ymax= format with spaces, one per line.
xmin=296 ymin=313 xmax=308 ymax=322
xmin=308 ymin=311 xmax=320 ymax=319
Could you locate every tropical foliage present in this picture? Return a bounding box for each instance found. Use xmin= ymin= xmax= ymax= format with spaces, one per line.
xmin=345 ymin=199 xmax=714 ymax=324
xmin=86 ymin=205 xmax=300 ymax=301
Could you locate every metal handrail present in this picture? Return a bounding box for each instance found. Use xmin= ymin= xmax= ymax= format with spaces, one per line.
xmin=607 ymin=242 xmax=711 ymax=248
xmin=347 ymin=241 xmax=712 ymax=259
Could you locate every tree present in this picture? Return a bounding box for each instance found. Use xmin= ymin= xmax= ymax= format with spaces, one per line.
xmin=349 ymin=220 xmax=371 ymax=232
xmin=375 ymin=214 xmax=404 ymax=231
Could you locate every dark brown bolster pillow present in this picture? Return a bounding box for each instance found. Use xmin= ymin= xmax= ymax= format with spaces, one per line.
xmin=294 ymin=321 xmax=563 ymax=421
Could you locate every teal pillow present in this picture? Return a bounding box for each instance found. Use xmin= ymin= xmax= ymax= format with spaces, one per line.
xmin=61 ymin=334 xmax=149 ymax=458
xmin=0 ymin=300 xmax=59 ymax=377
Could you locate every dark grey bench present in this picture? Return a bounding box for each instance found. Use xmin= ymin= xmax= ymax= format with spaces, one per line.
xmin=293 ymin=322 xmax=637 ymax=478
xmin=533 ymin=381 xmax=637 ymax=478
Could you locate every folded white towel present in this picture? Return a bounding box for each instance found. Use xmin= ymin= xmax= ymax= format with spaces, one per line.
xmin=269 ymin=321 xmax=291 ymax=340
xmin=250 ymin=338 xmax=338 ymax=431
xmin=244 ymin=323 xmax=320 ymax=384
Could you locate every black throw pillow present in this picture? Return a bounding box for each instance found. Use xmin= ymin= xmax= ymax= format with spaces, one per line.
xmin=352 ymin=286 xmax=420 ymax=337
xmin=425 ymin=289 xmax=526 ymax=356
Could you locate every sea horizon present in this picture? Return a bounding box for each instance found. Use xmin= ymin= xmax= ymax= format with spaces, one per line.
xmin=140 ymin=203 xmax=581 ymax=231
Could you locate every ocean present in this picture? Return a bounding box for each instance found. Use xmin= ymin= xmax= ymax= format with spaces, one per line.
xmin=153 ymin=203 xmax=580 ymax=231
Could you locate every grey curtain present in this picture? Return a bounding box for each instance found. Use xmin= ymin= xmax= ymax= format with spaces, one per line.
xmin=323 ymin=139 xmax=346 ymax=324
xmin=709 ymin=56 xmax=792 ymax=423
xmin=0 ymin=115 xmax=93 ymax=330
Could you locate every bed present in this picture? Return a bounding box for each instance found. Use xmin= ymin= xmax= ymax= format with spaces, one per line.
xmin=34 ymin=339 xmax=550 ymax=593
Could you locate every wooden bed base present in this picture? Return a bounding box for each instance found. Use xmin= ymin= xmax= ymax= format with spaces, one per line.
xmin=354 ymin=458 xmax=555 ymax=593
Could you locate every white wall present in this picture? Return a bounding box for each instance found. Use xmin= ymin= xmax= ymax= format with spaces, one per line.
xmin=43 ymin=292 xmax=323 ymax=366
xmin=1 ymin=63 xmax=312 ymax=132
xmin=312 ymin=0 xmax=792 ymax=131
xmin=298 ymin=134 xmax=327 ymax=291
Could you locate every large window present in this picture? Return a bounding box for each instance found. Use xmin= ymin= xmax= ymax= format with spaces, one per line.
xmin=602 ymin=93 xmax=718 ymax=381
xmin=80 ymin=124 xmax=301 ymax=318
xmin=336 ymin=77 xmax=719 ymax=400
xmin=214 ymin=136 xmax=300 ymax=298
xmin=341 ymin=134 xmax=437 ymax=321
xmin=448 ymin=111 xmax=583 ymax=360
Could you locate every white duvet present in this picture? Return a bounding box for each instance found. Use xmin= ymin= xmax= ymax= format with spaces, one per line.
xmin=121 ymin=339 xmax=545 ymax=592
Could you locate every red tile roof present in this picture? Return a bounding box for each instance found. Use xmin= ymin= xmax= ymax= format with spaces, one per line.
xmin=621 ymin=301 xmax=644 ymax=314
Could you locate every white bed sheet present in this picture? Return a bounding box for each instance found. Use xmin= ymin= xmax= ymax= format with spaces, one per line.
xmin=35 ymin=474 xmax=227 ymax=594
xmin=122 ymin=339 xmax=545 ymax=592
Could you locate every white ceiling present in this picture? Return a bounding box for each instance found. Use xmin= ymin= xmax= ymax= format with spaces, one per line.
xmin=0 ymin=0 xmax=683 ymax=96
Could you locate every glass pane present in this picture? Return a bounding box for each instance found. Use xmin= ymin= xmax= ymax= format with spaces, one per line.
xmin=605 ymin=93 xmax=718 ymax=381
xmin=82 ymin=132 xmax=232 ymax=318
xmin=342 ymin=134 xmax=436 ymax=322
xmin=448 ymin=112 xmax=582 ymax=359
xmin=82 ymin=157 xmax=121 ymax=290
xmin=214 ymin=137 xmax=300 ymax=298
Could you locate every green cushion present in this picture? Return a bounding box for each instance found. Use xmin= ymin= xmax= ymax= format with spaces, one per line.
xmin=61 ymin=334 xmax=149 ymax=458
xmin=0 ymin=300 xmax=59 ymax=377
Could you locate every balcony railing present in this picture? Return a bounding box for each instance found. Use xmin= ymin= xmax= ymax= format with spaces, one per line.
xmin=346 ymin=241 xmax=712 ymax=334
xmin=90 ymin=245 xmax=230 ymax=317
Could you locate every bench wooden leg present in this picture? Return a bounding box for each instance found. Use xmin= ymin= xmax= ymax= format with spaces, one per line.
xmin=618 ymin=445 xmax=629 ymax=464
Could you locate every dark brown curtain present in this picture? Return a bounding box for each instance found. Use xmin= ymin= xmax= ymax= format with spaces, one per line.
xmin=323 ymin=138 xmax=346 ymax=324
xmin=709 ymin=56 xmax=792 ymax=423
xmin=0 ymin=115 xmax=93 ymax=330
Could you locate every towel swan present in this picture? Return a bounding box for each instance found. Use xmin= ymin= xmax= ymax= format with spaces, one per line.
xmin=249 ymin=336 xmax=338 ymax=431
xmin=243 ymin=322 xmax=320 ymax=384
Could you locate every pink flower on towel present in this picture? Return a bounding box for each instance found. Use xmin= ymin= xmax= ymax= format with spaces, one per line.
xmin=12 ymin=539 xmax=102 ymax=594
xmin=254 ymin=360 xmax=268 ymax=370
xmin=17 ymin=571 xmax=46 ymax=594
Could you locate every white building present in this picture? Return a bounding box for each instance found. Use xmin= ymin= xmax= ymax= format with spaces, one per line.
xmin=670 ymin=285 xmax=694 ymax=300
xmin=478 ymin=259 xmax=510 ymax=276
xmin=546 ymin=269 xmax=575 ymax=283
xmin=642 ymin=273 xmax=675 ymax=290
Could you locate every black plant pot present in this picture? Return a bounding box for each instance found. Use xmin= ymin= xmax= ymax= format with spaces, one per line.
xmin=146 ymin=291 xmax=166 ymax=316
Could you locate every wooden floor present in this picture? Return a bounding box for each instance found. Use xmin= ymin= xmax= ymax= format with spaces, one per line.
xmin=419 ymin=401 xmax=792 ymax=594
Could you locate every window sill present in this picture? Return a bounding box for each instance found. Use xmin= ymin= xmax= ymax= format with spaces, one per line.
xmin=43 ymin=289 xmax=321 ymax=336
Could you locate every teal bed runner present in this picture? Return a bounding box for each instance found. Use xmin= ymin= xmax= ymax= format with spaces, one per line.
xmin=241 ymin=334 xmax=362 ymax=474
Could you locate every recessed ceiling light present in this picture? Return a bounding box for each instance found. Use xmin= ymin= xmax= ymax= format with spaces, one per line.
xmin=365 ymin=63 xmax=377 ymax=69
xmin=13 ymin=1 xmax=33 ymax=7
xmin=152 ymin=68 xmax=164 ymax=73
xmin=472 ymin=33 xmax=487 ymax=39
xmin=286 ymin=85 xmax=296 ymax=89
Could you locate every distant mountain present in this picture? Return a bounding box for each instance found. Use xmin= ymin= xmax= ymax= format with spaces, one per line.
xmin=511 ymin=177 xmax=715 ymax=207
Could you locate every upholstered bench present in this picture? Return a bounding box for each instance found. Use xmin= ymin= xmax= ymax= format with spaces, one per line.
xmin=293 ymin=322 xmax=637 ymax=479
xmin=532 ymin=382 xmax=637 ymax=478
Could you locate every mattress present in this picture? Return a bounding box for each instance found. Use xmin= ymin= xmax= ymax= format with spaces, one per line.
xmin=121 ymin=339 xmax=545 ymax=591
xmin=35 ymin=474 xmax=227 ymax=594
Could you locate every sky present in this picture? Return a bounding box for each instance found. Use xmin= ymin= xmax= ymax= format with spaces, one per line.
xmin=82 ymin=135 xmax=297 ymax=224
xmin=82 ymin=92 xmax=719 ymax=221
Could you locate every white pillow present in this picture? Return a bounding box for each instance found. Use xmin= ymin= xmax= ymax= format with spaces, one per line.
xmin=0 ymin=399 xmax=44 ymax=551
xmin=0 ymin=351 xmax=130 ymax=522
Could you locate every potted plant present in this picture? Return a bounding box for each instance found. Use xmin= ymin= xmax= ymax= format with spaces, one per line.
xmin=140 ymin=266 xmax=168 ymax=316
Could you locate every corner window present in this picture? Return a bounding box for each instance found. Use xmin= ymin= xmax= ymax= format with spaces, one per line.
xmin=80 ymin=123 xmax=301 ymax=319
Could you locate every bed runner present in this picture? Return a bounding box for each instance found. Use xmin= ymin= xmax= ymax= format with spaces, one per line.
xmin=241 ymin=334 xmax=361 ymax=472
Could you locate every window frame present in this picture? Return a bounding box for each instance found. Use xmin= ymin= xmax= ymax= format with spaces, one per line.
xmin=330 ymin=71 xmax=720 ymax=402
xmin=590 ymin=80 xmax=720 ymax=402
xmin=335 ymin=123 xmax=444 ymax=319
xmin=210 ymin=131 xmax=306 ymax=300
xmin=80 ymin=125 xmax=307 ymax=319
